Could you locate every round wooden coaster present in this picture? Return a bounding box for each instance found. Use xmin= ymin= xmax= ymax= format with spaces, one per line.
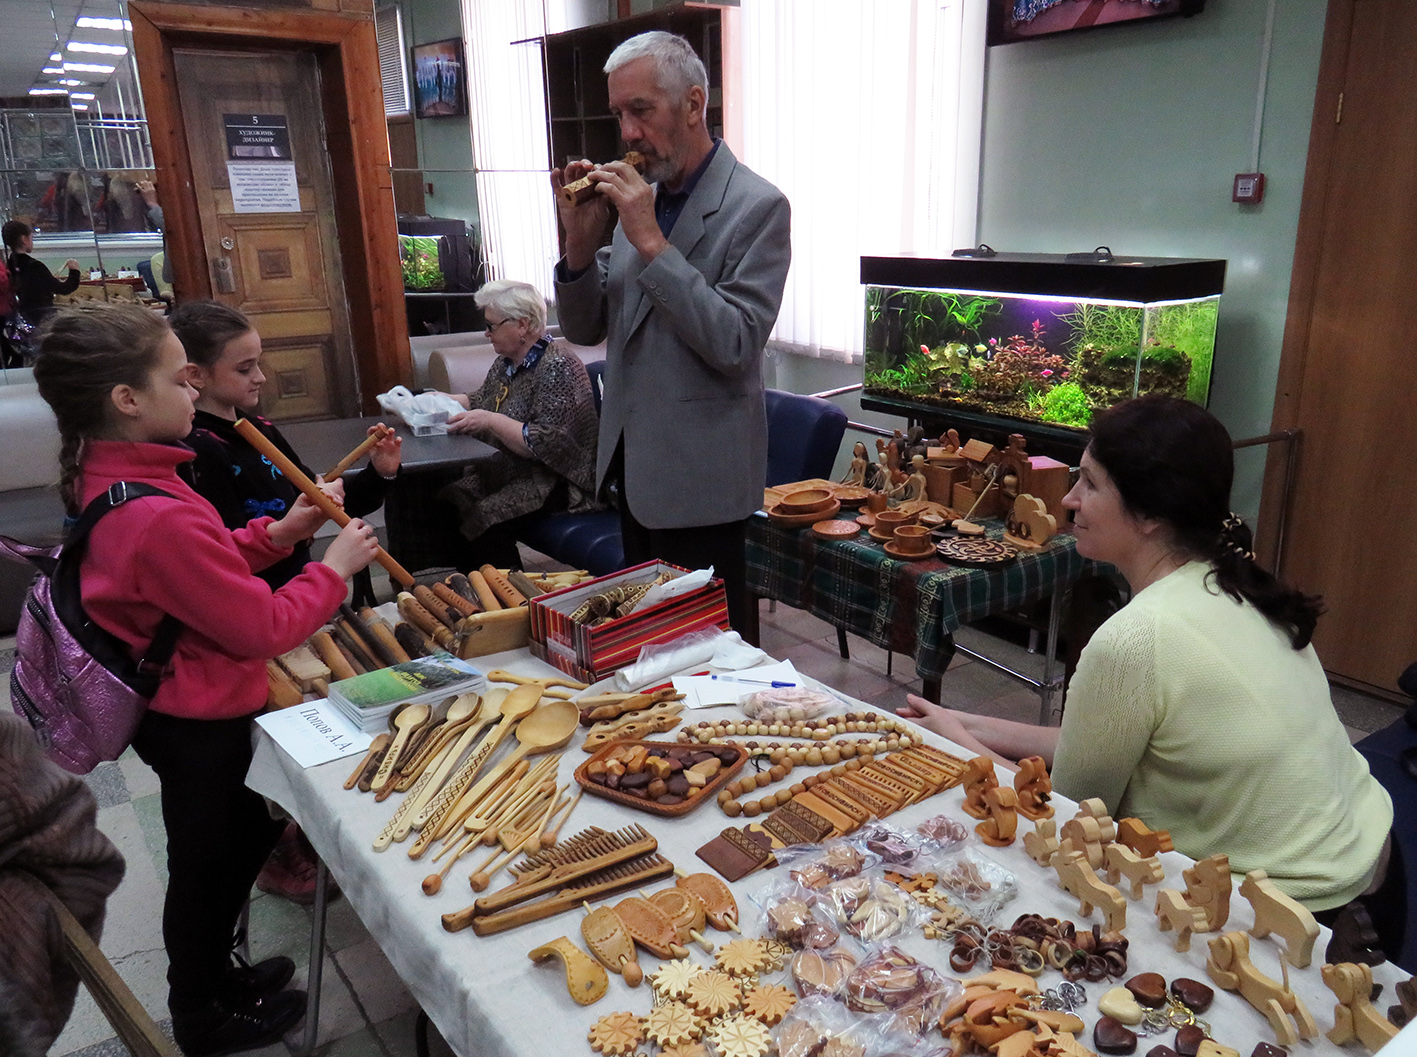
xmin=812 ymin=519 xmax=861 ymax=541
xmin=883 ymin=540 xmax=936 ymax=561
xmin=935 ymin=537 xmax=1018 ymax=566
xmin=867 ymin=525 xmax=897 ymax=542
xmin=855 ymin=513 xmax=877 ymax=528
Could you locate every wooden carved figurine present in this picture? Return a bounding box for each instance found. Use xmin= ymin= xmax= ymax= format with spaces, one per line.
xmin=1116 ymin=817 xmax=1174 ymax=858
xmin=1058 ymin=798 xmax=1115 ymax=870
xmin=1183 ymin=853 xmax=1232 ymax=931
xmin=841 ymin=441 xmax=870 ymax=486
xmin=1023 ymin=818 xmax=1061 ymax=867
xmin=1013 ymin=755 xmax=1054 ymax=821
xmin=1004 ymin=494 xmax=1058 ymax=552
xmin=1205 ymin=931 xmax=1318 ymax=1047
xmin=890 ymin=454 xmax=928 ymax=503
xmin=1323 ymin=962 xmax=1398 ymax=1051
xmin=1052 ymin=848 xmax=1127 ymax=932
xmin=867 ymin=449 xmax=893 ymax=492
xmin=961 ymin=756 xmax=998 ymax=820
xmin=936 ymin=427 xmax=961 ymax=455
xmin=1239 ymin=868 xmax=1320 ymax=968
xmin=1327 ymin=902 xmax=1387 ymax=967
xmin=1104 ymin=843 xmax=1164 ymax=900
xmin=1154 ymin=888 xmax=1209 ymax=952
xmin=975 ymin=785 xmax=1018 ymax=847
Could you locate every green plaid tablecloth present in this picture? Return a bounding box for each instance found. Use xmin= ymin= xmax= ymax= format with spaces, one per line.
xmin=745 ymin=514 xmax=1102 ymax=682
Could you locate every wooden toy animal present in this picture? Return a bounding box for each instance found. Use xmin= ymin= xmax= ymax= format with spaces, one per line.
xmin=1104 ymin=843 xmax=1164 ymax=900
xmin=1182 ymin=853 xmax=1231 ymax=931
xmin=1116 ymin=817 xmax=1174 ymax=858
xmin=975 ymin=785 xmax=1018 ymax=847
xmin=1023 ymin=818 xmax=1060 ymax=867
xmin=1205 ymin=931 xmax=1317 ymax=1047
xmin=1323 ymin=962 xmax=1398 ymax=1051
xmin=1052 ymin=848 xmax=1126 ymax=932
xmin=961 ymin=756 xmax=998 ymax=820
xmin=1239 ymin=868 xmax=1320 ymax=968
xmin=1058 ymin=800 xmax=1114 ymax=870
xmin=1013 ymin=755 xmax=1054 ymax=821
xmin=1154 ymin=888 xmax=1209 ymax=952
xmin=1327 ymin=901 xmax=1386 ymax=967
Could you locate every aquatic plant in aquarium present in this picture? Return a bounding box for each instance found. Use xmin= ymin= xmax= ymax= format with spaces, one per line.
xmin=399 ymin=233 xmax=446 ymax=291
xmin=861 ymin=253 xmax=1225 ymax=439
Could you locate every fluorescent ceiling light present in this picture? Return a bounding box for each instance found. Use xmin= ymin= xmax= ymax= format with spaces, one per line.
xmin=42 ymin=67 xmax=63 ymax=74
xmin=71 ymin=103 xmax=89 ymax=111
xmin=29 ymin=88 xmax=69 ymax=96
xmin=71 ymin=92 xmax=95 ymax=100
xmin=50 ymin=53 xmax=62 ymax=61
xmin=63 ymin=62 xmax=115 ymax=73
xmin=76 ymin=17 xmax=133 ymax=31
xmin=59 ymin=79 xmax=89 ymax=86
xmin=68 ymin=42 xmax=128 ymax=56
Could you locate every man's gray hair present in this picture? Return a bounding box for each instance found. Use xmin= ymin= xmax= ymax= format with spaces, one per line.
xmin=604 ymin=30 xmax=707 ymax=106
xmin=475 ymin=279 xmax=547 ymax=333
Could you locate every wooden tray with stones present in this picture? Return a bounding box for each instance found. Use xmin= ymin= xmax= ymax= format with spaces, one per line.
xmin=577 ymin=739 xmax=749 ymax=818
xmin=935 ymin=537 xmax=1018 ymax=567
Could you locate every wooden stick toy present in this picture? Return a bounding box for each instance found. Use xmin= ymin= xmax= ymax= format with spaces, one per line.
xmin=422 ymin=830 xmax=479 ymax=895
xmin=323 ymin=424 xmax=392 ymax=481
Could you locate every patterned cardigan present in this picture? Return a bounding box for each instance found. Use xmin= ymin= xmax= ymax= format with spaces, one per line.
xmin=440 ymin=340 xmax=600 ymax=541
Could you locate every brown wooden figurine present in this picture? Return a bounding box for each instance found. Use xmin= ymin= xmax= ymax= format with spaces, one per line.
xmin=1052 ymin=848 xmax=1127 ymax=932
xmin=974 ymin=785 xmax=1018 ymax=847
xmin=1058 ymin=798 xmax=1115 ymax=870
xmin=961 ymin=756 xmax=999 ymax=820
xmin=1012 ymin=755 xmax=1054 ymax=821
xmin=1183 ymin=853 xmax=1232 ymax=931
xmin=1023 ymin=818 xmax=1061 ymax=867
xmin=1323 ymin=962 xmax=1398 ymax=1051
xmin=1104 ymin=843 xmax=1164 ymax=900
xmin=1205 ymin=931 xmax=1317 ymax=1047
xmin=1154 ymin=887 xmax=1209 ymax=952
xmin=1116 ymin=817 xmax=1174 ymax=858
xmin=1239 ymin=868 xmax=1320 ymax=968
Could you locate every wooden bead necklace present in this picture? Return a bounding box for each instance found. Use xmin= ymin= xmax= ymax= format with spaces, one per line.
xmin=678 ymin=712 xmax=911 ymax=744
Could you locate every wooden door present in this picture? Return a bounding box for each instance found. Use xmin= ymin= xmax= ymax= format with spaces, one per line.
xmin=1263 ymin=0 xmax=1417 ymax=697
xmin=173 ymin=49 xmax=354 ymax=420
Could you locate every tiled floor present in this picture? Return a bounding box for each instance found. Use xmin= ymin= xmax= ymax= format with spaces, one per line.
xmin=5 ymin=551 xmax=1405 ymax=1057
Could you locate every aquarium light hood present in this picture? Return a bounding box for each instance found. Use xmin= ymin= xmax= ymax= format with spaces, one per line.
xmin=860 ymin=252 xmax=1226 ymax=304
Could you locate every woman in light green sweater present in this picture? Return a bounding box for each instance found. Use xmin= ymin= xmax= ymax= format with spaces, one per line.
xmin=899 ymin=395 xmax=1396 ymax=930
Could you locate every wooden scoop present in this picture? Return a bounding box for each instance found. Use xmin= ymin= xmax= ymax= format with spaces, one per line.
xmin=371 ymin=703 xmax=430 ymax=794
xmin=389 ymin=693 xmax=494 ymax=845
xmin=612 ymin=895 xmax=689 ymax=959
xmin=344 ymin=732 xmax=390 ymax=790
xmin=461 ymin=700 xmax=580 ymax=830
xmin=644 ymin=887 xmax=714 ymax=953
xmin=581 ymin=901 xmax=643 ymax=986
xmin=486 ymin=668 xmax=588 ymax=693
xmin=675 ymin=870 xmax=741 ymax=933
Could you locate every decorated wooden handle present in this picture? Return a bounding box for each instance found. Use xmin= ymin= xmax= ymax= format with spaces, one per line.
xmin=324 ymin=425 xmax=391 ymax=482
xmin=232 ymin=417 xmax=414 ymax=586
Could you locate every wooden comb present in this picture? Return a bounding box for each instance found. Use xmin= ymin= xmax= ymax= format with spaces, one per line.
xmin=464 ymin=853 xmax=675 ymax=936
xmin=612 ymin=896 xmax=689 ymax=959
xmin=473 ymin=825 xmax=657 ymax=914
xmin=508 ymin=826 xmax=608 ymax=878
xmin=675 ymin=871 xmax=741 ymax=933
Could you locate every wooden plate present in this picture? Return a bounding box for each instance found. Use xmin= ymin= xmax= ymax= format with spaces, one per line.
xmin=935 ymin=537 xmax=1018 ymax=566
xmin=779 ymin=488 xmax=835 ymax=514
xmin=868 ymin=525 xmax=898 ymax=542
xmin=883 ymin=540 xmax=936 ymax=561
xmin=574 ymin=739 xmax=748 ymax=818
xmin=833 ymin=486 xmax=871 ymax=508
xmin=812 ymin=519 xmax=861 ymax=541
xmin=767 ymin=499 xmax=841 ymax=527
xmin=856 ymin=513 xmax=878 ymax=528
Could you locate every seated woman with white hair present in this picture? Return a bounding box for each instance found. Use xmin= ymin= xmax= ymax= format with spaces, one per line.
xmin=432 ymin=279 xmax=600 ymax=569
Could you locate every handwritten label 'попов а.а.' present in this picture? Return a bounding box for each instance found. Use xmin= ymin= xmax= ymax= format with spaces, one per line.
xmin=255 ymin=700 xmax=373 ymax=769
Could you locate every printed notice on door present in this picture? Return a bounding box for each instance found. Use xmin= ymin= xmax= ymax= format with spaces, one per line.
xmin=223 ymin=113 xmax=300 ymax=213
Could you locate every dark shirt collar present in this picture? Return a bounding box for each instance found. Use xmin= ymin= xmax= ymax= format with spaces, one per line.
xmin=655 ymin=139 xmax=720 ymax=238
xmin=503 ymin=334 xmax=551 ymax=379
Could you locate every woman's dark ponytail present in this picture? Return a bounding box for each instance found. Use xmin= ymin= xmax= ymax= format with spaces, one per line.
xmin=1087 ymin=395 xmax=1323 ymax=650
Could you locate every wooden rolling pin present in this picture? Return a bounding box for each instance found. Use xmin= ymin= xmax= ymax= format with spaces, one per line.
xmin=324 ymin=425 xmax=393 ymax=482
xmin=559 ymin=151 xmax=645 ymax=206
xmin=233 ymin=417 xmax=414 ymax=586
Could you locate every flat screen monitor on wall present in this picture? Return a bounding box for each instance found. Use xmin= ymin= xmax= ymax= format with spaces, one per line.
xmin=987 ymin=0 xmax=1206 ymax=46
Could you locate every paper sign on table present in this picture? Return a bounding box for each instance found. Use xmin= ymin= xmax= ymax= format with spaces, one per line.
xmin=673 ymin=659 xmax=802 ymax=709
xmin=255 ymin=699 xmax=373 ymax=768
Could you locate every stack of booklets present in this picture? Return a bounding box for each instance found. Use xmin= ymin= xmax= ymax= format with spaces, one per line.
xmin=326 ymin=653 xmax=487 ymax=733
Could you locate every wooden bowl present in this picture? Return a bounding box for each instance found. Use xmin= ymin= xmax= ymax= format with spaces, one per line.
xmin=779 ymin=488 xmax=835 ymax=515
xmin=893 ymin=525 xmax=934 ymax=554
xmin=813 ymin=519 xmax=861 ymax=541
xmin=874 ymin=509 xmax=915 ymax=529
xmin=833 ymin=486 xmax=871 ymax=507
xmin=768 ymin=498 xmax=842 ymax=528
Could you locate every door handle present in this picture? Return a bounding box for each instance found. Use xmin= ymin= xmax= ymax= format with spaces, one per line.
xmin=212 ymin=255 xmax=236 ymax=294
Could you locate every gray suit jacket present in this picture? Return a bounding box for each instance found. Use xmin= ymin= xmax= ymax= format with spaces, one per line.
xmin=555 ymin=144 xmax=791 ymax=530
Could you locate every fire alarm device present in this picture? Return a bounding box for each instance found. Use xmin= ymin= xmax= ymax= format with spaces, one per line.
xmin=1232 ymin=173 xmax=1265 ymax=204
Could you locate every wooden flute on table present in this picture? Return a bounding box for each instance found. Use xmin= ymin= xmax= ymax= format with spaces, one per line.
xmin=558 ymin=151 xmax=646 ymax=206
xmin=232 ymin=418 xmax=415 ymax=587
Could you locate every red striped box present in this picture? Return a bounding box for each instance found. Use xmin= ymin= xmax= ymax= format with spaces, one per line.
xmin=528 ymin=561 xmax=729 ymax=683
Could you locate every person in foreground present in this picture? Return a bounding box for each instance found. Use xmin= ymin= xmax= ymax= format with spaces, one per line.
xmin=553 ymin=30 xmax=791 ymax=628
xmin=433 ymin=279 xmax=599 ymax=570
xmin=898 ymin=394 xmax=1396 ymax=925
xmin=33 ymin=304 xmax=380 ymax=1056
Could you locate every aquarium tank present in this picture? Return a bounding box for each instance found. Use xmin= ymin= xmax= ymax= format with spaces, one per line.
xmin=861 ymin=252 xmax=1225 ymax=442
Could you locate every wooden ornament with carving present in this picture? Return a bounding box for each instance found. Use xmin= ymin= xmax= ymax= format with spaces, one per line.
xmin=587 ymin=1011 xmax=644 ymax=1055
xmin=743 ymin=983 xmax=797 ymax=1025
xmin=676 ymin=871 xmax=741 ymax=932
xmin=527 ymin=935 xmax=607 ymax=1005
xmin=650 ymin=958 xmax=705 ymax=1001
xmin=581 ymin=904 xmax=643 ymax=986
xmin=716 ymin=938 xmax=773 ymax=977
xmin=648 ymin=887 xmax=715 ymax=953
xmin=644 ymin=1001 xmax=703 ymax=1048
xmin=1003 ymin=493 xmax=1057 ymax=552
xmin=685 ymin=969 xmax=743 ymax=1019
xmin=662 ymin=1043 xmax=709 ymax=1057
xmin=711 ymin=1013 xmax=773 ymax=1057
xmin=613 ymin=895 xmax=690 ymax=959
xmin=961 ymin=756 xmax=998 ymax=819
xmin=1023 ymin=818 xmax=1061 ymax=867
xmin=1205 ymin=931 xmax=1317 ymax=1047
xmin=1183 ymin=853 xmax=1232 ymax=932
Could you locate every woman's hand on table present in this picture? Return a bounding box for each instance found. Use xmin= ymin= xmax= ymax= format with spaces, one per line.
xmin=368 ymin=421 xmax=403 ymax=476
xmin=897 ymin=695 xmax=1060 ymax=770
xmin=446 ymin=408 xmax=490 ymax=435
xmin=896 ymin=695 xmax=1020 ymax=771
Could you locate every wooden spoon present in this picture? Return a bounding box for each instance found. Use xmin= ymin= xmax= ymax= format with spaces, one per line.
xmin=462 ymin=700 xmax=580 ymax=831
xmin=371 ymin=703 xmax=430 ymax=794
xmin=389 ymin=693 xmax=495 ymax=844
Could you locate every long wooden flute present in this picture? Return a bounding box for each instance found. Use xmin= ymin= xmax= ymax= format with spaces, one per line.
xmin=232 ymin=417 xmax=415 ymax=586
xmin=324 ymin=425 xmax=392 ymax=482
xmin=558 ymin=151 xmax=646 ymax=206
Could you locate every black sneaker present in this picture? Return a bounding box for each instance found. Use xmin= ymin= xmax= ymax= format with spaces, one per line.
xmin=224 ymin=954 xmax=296 ymax=1001
xmin=172 ymin=990 xmax=308 ymax=1057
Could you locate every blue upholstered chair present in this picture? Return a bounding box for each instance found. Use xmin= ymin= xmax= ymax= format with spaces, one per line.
xmin=520 ymin=385 xmax=848 ymax=576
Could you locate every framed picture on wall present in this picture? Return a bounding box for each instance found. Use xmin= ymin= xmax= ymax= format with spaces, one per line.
xmin=987 ymin=0 xmax=1205 ymax=46
xmin=412 ymin=38 xmax=467 ymax=118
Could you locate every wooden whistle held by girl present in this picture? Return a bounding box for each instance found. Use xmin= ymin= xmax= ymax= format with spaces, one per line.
xmin=32 ymin=303 xmax=380 ymax=1057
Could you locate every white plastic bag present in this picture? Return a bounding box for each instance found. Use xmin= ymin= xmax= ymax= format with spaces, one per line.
xmin=376 ymin=385 xmax=465 ymax=436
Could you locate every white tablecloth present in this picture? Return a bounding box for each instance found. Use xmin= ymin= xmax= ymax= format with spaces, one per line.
xmin=247 ymin=647 xmax=1409 ymax=1057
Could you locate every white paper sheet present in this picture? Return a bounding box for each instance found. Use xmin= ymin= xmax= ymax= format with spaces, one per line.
xmin=673 ymin=659 xmax=802 ymax=709
xmin=254 ymin=699 xmax=372 ymax=769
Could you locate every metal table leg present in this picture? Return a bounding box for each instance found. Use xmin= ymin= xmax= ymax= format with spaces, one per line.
xmin=294 ymin=859 xmax=330 ymax=1057
xmin=1038 ymin=589 xmax=1065 ymax=725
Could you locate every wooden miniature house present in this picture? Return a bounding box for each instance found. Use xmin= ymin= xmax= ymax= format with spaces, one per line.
xmin=996 ymin=434 xmax=1071 ymax=523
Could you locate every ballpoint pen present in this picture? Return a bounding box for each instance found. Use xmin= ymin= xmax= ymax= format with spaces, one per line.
xmin=709 ymin=675 xmax=797 ymax=688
